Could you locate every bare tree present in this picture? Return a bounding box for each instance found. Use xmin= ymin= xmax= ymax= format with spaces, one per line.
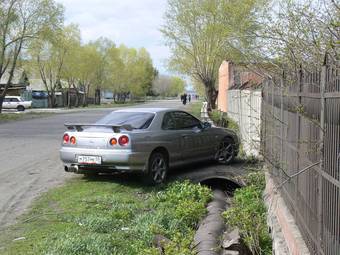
xmin=0 ymin=0 xmax=63 ymax=112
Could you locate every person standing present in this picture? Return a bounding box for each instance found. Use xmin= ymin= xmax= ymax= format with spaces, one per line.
xmin=182 ymin=93 xmax=187 ymax=105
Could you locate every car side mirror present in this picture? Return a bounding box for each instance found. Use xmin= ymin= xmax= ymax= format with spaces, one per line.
xmin=201 ymin=121 xmax=211 ymax=129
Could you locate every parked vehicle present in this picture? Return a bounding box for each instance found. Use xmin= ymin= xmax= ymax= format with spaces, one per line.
xmin=3 ymin=96 xmax=32 ymax=111
xmin=60 ymin=108 xmax=240 ymax=184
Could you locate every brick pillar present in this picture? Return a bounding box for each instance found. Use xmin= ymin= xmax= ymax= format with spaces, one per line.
xmin=217 ymin=61 xmax=230 ymax=112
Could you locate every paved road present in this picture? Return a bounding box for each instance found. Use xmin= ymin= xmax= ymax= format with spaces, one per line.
xmin=0 ymin=100 xmax=185 ymax=227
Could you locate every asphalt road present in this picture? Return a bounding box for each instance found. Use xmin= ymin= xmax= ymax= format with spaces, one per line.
xmin=0 ymin=100 xmax=185 ymax=227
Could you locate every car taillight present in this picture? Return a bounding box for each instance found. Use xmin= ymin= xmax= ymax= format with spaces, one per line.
xmin=110 ymin=138 xmax=117 ymax=146
xmin=70 ymin=136 xmax=76 ymax=145
xmin=118 ymin=135 xmax=129 ymax=146
xmin=63 ymin=134 xmax=70 ymax=144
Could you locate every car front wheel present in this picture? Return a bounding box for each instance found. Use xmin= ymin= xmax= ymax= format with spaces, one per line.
xmin=146 ymin=152 xmax=168 ymax=185
xmin=216 ymin=137 xmax=235 ymax=164
xmin=17 ymin=105 xmax=25 ymax=111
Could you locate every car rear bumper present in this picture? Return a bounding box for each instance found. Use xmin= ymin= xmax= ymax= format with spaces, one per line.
xmin=60 ymin=147 xmax=149 ymax=172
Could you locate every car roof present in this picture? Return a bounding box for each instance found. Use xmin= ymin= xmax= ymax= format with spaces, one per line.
xmin=5 ymin=96 xmax=20 ymax=98
xmin=114 ymin=108 xmax=176 ymax=113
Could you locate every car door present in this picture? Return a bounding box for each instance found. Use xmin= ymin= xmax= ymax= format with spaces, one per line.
xmin=171 ymin=111 xmax=208 ymax=161
xmin=2 ymin=98 xmax=10 ymax=109
xmin=10 ymin=98 xmax=19 ymax=108
xmin=161 ymin=112 xmax=189 ymax=163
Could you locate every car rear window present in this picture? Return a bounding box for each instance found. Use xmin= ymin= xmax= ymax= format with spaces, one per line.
xmin=96 ymin=112 xmax=155 ymax=129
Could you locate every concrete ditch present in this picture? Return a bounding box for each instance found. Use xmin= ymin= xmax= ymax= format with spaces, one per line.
xmin=193 ymin=178 xmax=249 ymax=255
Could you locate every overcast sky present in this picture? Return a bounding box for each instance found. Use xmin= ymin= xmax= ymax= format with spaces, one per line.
xmin=56 ymin=0 xmax=170 ymax=74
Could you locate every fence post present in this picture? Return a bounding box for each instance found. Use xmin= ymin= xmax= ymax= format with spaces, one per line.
xmin=317 ymin=63 xmax=327 ymax=253
xmin=280 ymin=75 xmax=284 ymax=183
xmin=296 ymin=66 xmax=303 ymax=219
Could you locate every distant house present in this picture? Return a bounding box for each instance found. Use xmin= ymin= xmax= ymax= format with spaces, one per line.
xmin=0 ymin=69 xmax=29 ymax=96
xmin=217 ymin=61 xmax=264 ymax=156
xmin=25 ymin=78 xmax=68 ymax=108
xmin=217 ymin=61 xmax=264 ymax=113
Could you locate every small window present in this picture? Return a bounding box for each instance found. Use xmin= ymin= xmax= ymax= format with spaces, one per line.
xmin=162 ymin=113 xmax=176 ymax=130
xmin=167 ymin=111 xmax=201 ymax=130
xmin=10 ymin=98 xmax=19 ymax=102
xmin=3 ymin=98 xmax=10 ymax=102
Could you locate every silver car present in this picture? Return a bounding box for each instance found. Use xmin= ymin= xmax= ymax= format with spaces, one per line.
xmin=60 ymin=108 xmax=239 ymax=184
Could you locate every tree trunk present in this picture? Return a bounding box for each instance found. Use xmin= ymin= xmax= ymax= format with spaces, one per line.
xmin=0 ymin=96 xmax=3 ymax=113
xmin=204 ymin=82 xmax=218 ymax=111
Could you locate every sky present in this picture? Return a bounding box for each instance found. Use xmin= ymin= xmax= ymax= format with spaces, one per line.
xmin=55 ymin=0 xmax=171 ymax=74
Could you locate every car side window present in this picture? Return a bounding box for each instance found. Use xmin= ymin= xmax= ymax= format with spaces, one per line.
xmin=10 ymin=98 xmax=19 ymax=102
xmin=162 ymin=112 xmax=176 ymax=130
xmin=4 ymin=98 xmax=10 ymax=102
xmin=172 ymin=111 xmax=201 ymax=129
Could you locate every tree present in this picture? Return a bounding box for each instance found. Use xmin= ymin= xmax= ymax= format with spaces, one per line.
xmin=162 ymin=0 xmax=264 ymax=110
xmin=105 ymin=44 xmax=156 ymax=103
xmin=245 ymin=0 xmax=340 ymax=78
xmin=60 ymin=25 xmax=81 ymax=107
xmin=29 ymin=24 xmax=78 ymax=108
xmin=77 ymin=43 xmax=103 ymax=106
xmin=153 ymin=75 xmax=185 ymax=97
xmin=0 ymin=0 xmax=63 ymax=112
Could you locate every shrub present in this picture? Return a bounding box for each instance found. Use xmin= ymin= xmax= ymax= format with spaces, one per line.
xmin=223 ymin=172 xmax=272 ymax=255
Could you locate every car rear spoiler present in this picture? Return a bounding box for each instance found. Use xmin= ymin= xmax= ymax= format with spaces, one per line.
xmin=64 ymin=123 xmax=134 ymax=132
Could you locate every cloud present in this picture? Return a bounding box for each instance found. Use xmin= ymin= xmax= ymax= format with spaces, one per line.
xmin=55 ymin=0 xmax=170 ymax=73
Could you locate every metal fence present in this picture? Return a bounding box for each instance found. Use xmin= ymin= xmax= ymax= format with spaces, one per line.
xmin=262 ymin=62 xmax=340 ymax=254
xmin=227 ymin=89 xmax=262 ymax=157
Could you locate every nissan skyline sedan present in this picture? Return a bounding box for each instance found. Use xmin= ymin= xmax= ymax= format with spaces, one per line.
xmin=60 ymin=108 xmax=239 ymax=184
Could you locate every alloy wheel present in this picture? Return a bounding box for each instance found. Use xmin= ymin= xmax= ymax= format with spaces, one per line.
xmin=216 ymin=139 xmax=234 ymax=164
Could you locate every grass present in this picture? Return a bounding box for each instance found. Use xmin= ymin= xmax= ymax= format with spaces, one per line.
xmin=0 ymin=112 xmax=52 ymax=124
xmin=187 ymin=101 xmax=202 ymax=119
xmin=222 ymin=170 xmax=272 ymax=255
xmin=209 ymin=109 xmax=239 ymax=132
xmin=86 ymin=101 xmax=142 ymax=109
xmin=0 ymin=177 xmax=212 ymax=255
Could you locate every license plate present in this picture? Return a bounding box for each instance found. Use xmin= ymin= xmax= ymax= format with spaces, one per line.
xmin=77 ymin=155 xmax=102 ymax=165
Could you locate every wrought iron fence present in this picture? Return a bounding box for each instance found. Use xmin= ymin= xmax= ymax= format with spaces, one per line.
xmin=262 ymin=61 xmax=340 ymax=254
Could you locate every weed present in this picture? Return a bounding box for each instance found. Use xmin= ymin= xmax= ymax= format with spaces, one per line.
xmin=223 ymin=171 xmax=272 ymax=255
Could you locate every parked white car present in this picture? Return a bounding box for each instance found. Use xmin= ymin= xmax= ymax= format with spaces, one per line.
xmin=3 ymin=96 xmax=32 ymax=111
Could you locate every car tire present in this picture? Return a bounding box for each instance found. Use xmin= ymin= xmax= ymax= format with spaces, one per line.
xmin=216 ymin=137 xmax=235 ymax=164
xmin=17 ymin=105 xmax=25 ymax=111
xmin=146 ymin=152 xmax=168 ymax=185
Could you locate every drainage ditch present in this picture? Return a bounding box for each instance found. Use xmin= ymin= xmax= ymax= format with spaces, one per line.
xmin=194 ymin=178 xmax=249 ymax=255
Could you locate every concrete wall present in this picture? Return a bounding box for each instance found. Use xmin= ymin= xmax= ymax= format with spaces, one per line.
xmin=264 ymin=171 xmax=310 ymax=255
xmin=227 ymin=89 xmax=261 ymax=157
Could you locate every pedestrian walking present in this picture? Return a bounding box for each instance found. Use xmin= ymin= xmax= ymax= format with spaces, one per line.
xmin=182 ymin=93 xmax=187 ymax=105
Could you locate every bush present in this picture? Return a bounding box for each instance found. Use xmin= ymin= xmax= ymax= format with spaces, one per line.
xmin=209 ymin=109 xmax=239 ymax=132
xmin=223 ymin=172 xmax=272 ymax=255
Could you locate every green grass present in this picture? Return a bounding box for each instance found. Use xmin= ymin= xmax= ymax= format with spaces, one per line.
xmin=209 ymin=109 xmax=239 ymax=132
xmin=0 ymin=178 xmax=212 ymax=255
xmin=187 ymin=101 xmax=202 ymax=119
xmin=222 ymin=171 xmax=272 ymax=255
xmin=0 ymin=112 xmax=52 ymax=124
xmin=86 ymin=101 xmax=142 ymax=109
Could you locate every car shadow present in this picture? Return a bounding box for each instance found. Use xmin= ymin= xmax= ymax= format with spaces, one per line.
xmin=81 ymin=158 xmax=259 ymax=189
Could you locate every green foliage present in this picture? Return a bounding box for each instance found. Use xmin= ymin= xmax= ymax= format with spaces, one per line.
xmin=161 ymin=0 xmax=266 ymax=109
xmin=223 ymin=172 xmax=272 ymax=255
xmin=210 ymin=110 xmax=240 ymax=132
xmin=1 ymin=180 xmax=212 ymax=255
xmin=152 ymin=75 xmax=185 ymax=97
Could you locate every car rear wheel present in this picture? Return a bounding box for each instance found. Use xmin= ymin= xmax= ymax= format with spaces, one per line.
xmin=146 ymin=152 xmax=168 ymax=185
xmin=17 ymin=105 xmax=25 ymax=111
xmin=216 ymin=137 xmax=235 ymax=164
